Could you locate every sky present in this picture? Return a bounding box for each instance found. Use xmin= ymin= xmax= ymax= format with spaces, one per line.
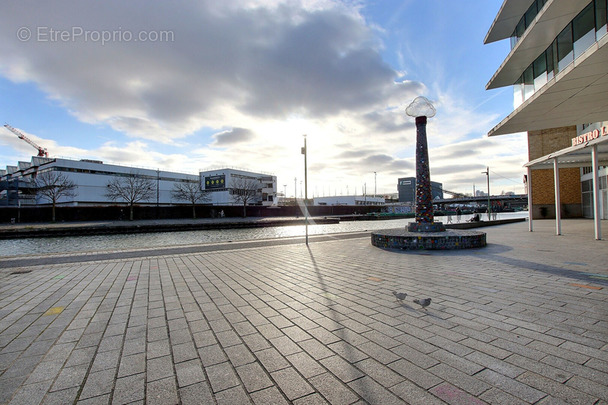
xmin=0 ymin=0 xmax=527 ymax=198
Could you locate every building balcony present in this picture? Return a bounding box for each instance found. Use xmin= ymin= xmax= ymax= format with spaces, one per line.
xmin=488 ymin=32 xmax=608 ymax=136
xmin=486 ymin=0 xmax=591 ymax=90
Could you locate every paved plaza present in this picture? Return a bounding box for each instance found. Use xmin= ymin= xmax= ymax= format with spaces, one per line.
xmin=0 ymin=219 xmax=607 ymax=404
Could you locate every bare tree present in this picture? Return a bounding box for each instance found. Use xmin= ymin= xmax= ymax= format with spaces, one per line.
xmin=231 ymin=177 xmax=260 ymax=217
xmin=34 ymin=170 xmax=77 ymax=222
xmin=105 ymin=172 xmax=155 ymax=220
xmin=172 ymin=181 xmax=211 ymax=219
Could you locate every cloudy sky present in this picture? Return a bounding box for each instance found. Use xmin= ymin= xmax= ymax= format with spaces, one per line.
xmin=0 ymin=0 xmax=526 ymax=197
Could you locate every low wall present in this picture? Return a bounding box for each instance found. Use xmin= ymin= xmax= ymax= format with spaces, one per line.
xmin=0 ymin=204 xmax=382 ymax=224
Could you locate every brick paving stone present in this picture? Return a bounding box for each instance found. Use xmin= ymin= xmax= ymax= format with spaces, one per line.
xmin=206 ymin=361 xmax=241 ymax=393
xmin=429 ymin=382 xmax=488 ymax=405
xmin=292 ymin=393 xmax=329 ymax=405
xmin=298 ymin=339 xmax=334 ymax=360
xmin=505 ymin=353 xmax=573 ymax=383
xmin=79 ymin=369 xmax=115 ymax=400
xmin=390 ymin=379 xmax=445 ymax=405
xmin=429 ymin=363 xmax=493 ymax=397
xmin=517 ymin=371 xmax=598 ymax=404
xmin=7 ymin=379 xmax=52 ymax=405
xmin=1 ymin=220 xmax=608 ymax=405
xmin=309 ymin=372 xmax=360 ymax=405
xmin=255 ymin=347 xmax=290 ymax=372
xmin=477 ymin=368 xmax=546 ymax=403
xmin=271 ymin=366 xmax=314 ymax=401
xmin=389 ymin=359 xmax=443 ymax=390
xmin=286 ymin=351 xmax=326 ymax=379
xmin=112 ymin=373 xmax=145 ymax=405
xmin=348 ymin=376 xmax=407 ymax=405
xmin=320 ymin=355 xmax=364 ymax=383
xmin=250 ymin=386 xmax=290 ymax=405
xmin=465 ymin=350 xmax=526 ymax=379
xmin=429 ymin=348 xmax=485 ymax=375
xmin=40 ymin=387 xmax=80 ymax=405
xmin=354 ymin=358 xmax=404 ymax=388
xmin=147 ymin=355 xmax=174 ymax=382
xmin=179 ymin=381 xmax=214 ymax=405
xmin=146 ymin=376 xmax=179 ymax=405
xmin=236 ymin=362 xmax=273 ymax=393
xmin=175 ymin=358 xmax=206 ymax=388
xmin=75 ymin=393 xmax=110 ymax=405
xmin=214 ymin=385 xmax=252 ymax=404
xmin=565 ymin=375 xmax=608 ymax=402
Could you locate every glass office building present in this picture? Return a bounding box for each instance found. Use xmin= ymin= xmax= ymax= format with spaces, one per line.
xmin=486 ymin=0 xmax=608 ymax=237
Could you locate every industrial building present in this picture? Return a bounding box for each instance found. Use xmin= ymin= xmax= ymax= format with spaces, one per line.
xmin=486 ymin=0 xmax=608 ymax=238
xmin=397 ymin=177 xmax=443 ymax=204
xmin=200 ymin=168 xmax=277 ymax=206
xmin=0 ymin=156 xmax=277 ymax=208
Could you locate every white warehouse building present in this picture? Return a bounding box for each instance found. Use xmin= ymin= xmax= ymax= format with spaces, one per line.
xmin=200 ymin=168 xmax=277 ymax=206
xmin=0 ymin=156 xmax=276 ymax=208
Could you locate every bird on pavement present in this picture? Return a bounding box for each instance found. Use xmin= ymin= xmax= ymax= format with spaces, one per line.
xmin=392 ymin=291 xmax=407 ymax=302
xmin=413 ymin=298 xmax=431 ymax=310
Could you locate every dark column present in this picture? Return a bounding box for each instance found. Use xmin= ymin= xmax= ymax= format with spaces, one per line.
xmin=415 ymin=116 xmax=433 ymax=224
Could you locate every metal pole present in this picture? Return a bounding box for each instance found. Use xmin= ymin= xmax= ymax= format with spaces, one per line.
xmin=302 ymin=135 xmax=308 ymax=245
xmin=553 ymin=158 xmax=561 ymax=235
xmin=486 ymin=167 xmax=491 ymax=221
xmin=591 ymin=145 xmax=601 ymax=240
xmin=527 ymin=167 xmax=533 ymax=232
xmin=374 ymin=171 xmax=377 ymax=197
xmin=482 ymin=167 xmax=490 ymax=220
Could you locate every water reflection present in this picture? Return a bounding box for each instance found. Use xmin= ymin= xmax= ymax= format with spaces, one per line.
xmin=1 ymin=212 xmax=527 ymax=257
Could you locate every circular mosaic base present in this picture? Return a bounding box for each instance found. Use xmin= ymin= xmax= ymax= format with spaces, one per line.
xmin=371 ymin=228 xmax=486 ymax=250
xmin=407 ymin=222 xmax=446 ymax=232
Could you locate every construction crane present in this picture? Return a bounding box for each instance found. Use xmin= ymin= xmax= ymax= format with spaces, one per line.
xmin=4 ymin=123 xmax=49 ymax=157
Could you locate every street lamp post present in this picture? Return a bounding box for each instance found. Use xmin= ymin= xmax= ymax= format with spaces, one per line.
xmin=301 ymin=135 xmax=308 ymax=245
xmin=482 ymin=167 xmax=491 ymax=220
xmin=374 ymin=171 xmax=377 ymax=198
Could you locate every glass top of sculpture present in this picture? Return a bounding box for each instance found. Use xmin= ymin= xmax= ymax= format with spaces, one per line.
xmin=405 ymin=96 xmax=436 ymax=118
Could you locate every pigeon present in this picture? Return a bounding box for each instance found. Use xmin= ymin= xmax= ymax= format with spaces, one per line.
xmin=392 ymin=291 xmax=407 ymax=302
xmin=413 ymin=298 xmax=431 ymax=310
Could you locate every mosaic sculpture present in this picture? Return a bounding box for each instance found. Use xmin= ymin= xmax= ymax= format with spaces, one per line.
xmin=406 ymin=97 xmax=445 ymax=232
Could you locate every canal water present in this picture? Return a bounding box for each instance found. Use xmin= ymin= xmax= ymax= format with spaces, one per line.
xmin=0 ymin=212 xmax=528 ymax=257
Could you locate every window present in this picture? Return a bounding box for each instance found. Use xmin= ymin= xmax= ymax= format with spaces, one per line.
xmin=597 ymin=0 xmax=608 ymax=39
xmin=523 ymin=66 xmax=534 ymax=101
xmin=557 ymin=24 xmax=574 ymax=71
xmin=533 ymin=53 xmax=548 ymax=90
xmin=573 ymin=3 xmax=596 ymax=58
xmin=546 ymin=44 xmax=555 ymax=80
xmin=524 ymin=2 xmax=538 ymax=27
xmin=513 ymin=76 xmax=524 ymax=108
xmin=510 ymin=0 xmax=549 ymax=48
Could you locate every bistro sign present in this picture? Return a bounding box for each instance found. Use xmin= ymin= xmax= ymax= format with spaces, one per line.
xmin=572 ymin=126 xmax=608 ymax=146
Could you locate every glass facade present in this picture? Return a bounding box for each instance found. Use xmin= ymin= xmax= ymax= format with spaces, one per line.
xmin=510 ymin=0 xmax=548 ymax=48
xmin=513 ymin=0 xmax=608 ymax=108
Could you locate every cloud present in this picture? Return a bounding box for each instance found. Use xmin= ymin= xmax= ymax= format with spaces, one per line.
xmin=0 ymin=1 xmax=525 ymax=197
xmin=0 ymin=0 xmax=422 ymax=141
xmin=211 ymin=128 xmax=256 ymax=147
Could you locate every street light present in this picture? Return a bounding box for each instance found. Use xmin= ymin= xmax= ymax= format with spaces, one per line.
xmin=301 ymin=135 xmax=308 ymax=245
xmin=482 ymin=167 xmax=491 ymax=221
xmin=374 ymin=171 xmax=377 ymax=198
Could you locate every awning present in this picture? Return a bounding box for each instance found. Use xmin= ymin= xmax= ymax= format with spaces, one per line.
xmin=524 ymin=132 xmax=607 ymax=240
xmin=525 ymin=131 xmax=608 ymax=170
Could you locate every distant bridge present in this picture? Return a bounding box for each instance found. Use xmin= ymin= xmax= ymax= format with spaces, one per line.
xmin=433 ymin=194 xmax=528 ymax=208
